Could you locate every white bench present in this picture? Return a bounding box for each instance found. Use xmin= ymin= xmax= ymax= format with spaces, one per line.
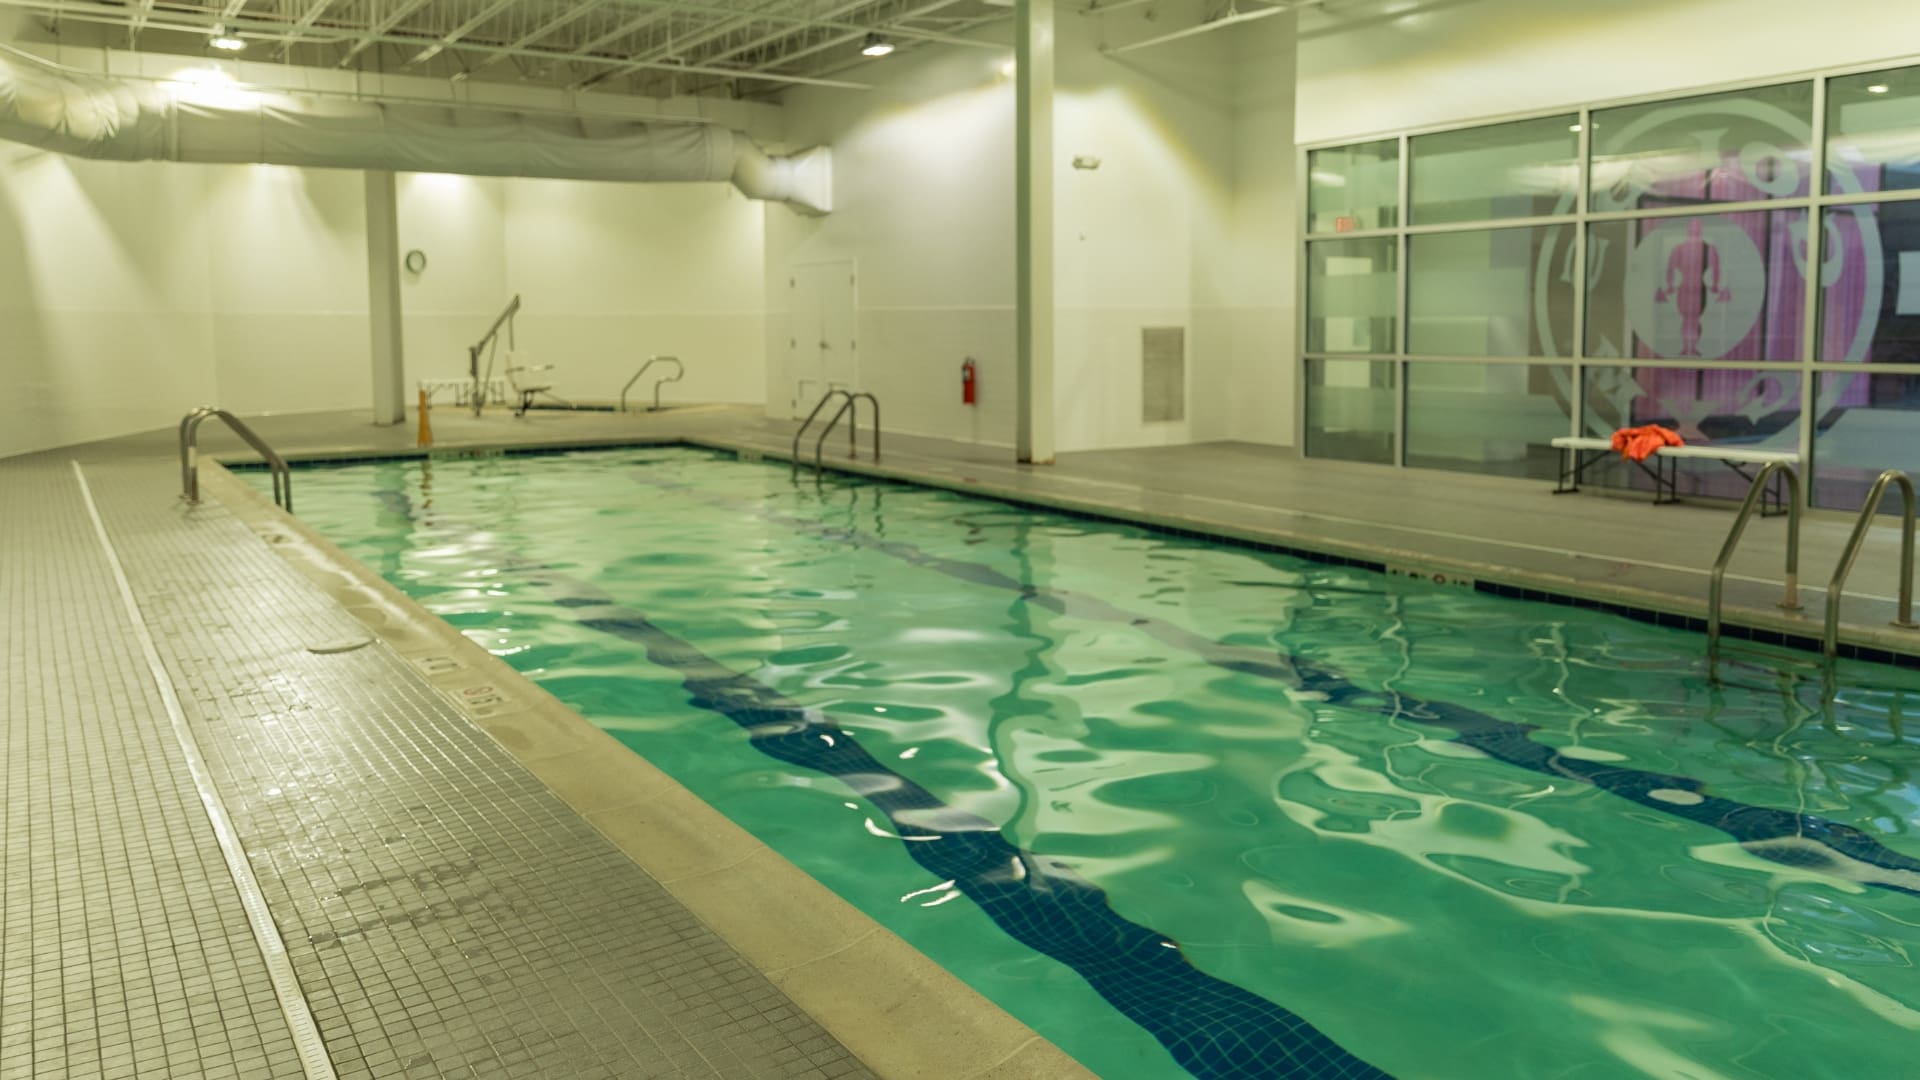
xmin=1551 ymin=436 xmax=1800 ymax=514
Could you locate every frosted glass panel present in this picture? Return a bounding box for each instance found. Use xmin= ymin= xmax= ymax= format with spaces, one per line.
xmin=1308 ymin=140 xmax=1399 ymax=234
xmin=1410 ymin=115 xmax=1578 ymax=225
xmin=1307 ymin=238 xmax=1398 ymax=354
xmin=1819 ymin=202 xmax=1920 ymax=363
xmin=1827 ymin=65 xmax=1920 ymax=197
xmin=1406 ymin=364 xmax=1570 ymax=479
xmin=1586 ymin=210 xmax=1806 ymax=362
xmin=1306 ymin=359 xmax=1396 ymax=465
xmin=1590 ymin=83 xmax=1814 ymax=211
xmin=1408 ymin=226 xmax=1574 ymax=356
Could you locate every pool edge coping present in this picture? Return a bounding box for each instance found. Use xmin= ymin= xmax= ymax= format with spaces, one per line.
xmin=201 ymin=460 xmax=1100 ymax=1080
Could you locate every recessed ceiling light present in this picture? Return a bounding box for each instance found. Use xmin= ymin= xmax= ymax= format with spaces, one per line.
xmin=1867 ymin=84 xmax=1891 ymax=94
xmin=209 ymin=26 xmax=246 ymax=51
xmin=861 ymin=33 xmax=895 ymax=58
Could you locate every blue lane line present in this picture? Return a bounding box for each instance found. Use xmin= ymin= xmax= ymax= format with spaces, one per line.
xmin=625 ymin=468 xmax=1920 ymax=900
xmin=369 ymin=483 xmax=1395 ymax=1080
xmin=574 ymin=600 xmax=1395 ymax=1080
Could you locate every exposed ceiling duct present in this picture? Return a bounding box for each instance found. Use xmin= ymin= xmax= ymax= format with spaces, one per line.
xmin=0 ymin=47 xmax=832 ymax=213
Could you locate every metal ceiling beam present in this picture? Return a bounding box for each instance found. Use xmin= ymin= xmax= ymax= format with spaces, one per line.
xmin=577 ymin=0 xmax=993 ymax=90
xmin=219 ymin=0 xmax=251 ymax=21
xmin=0 ymin=0 xmax=877 ymax=89
xmin=336 ymin=0 xmax=434 ymax=67
xmin=462 ymin=0 xmax=617 ymax=75
xmin=277 ymin=0 xmax=341 ymax=55
xmin=408 ymin=0 xmax=519 ymax=64
xmin=691 ymin=0 xmax=877 ymax=66
xmin=739 ymin=0 xmax=978 ymax=74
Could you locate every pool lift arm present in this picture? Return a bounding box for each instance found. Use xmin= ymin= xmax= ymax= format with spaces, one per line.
xmin=468 ymin=294 xmax=522 ymax=417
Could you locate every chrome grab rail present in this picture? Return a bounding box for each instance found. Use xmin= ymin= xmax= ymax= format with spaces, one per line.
xmin=620 ymin=356 xmax=684 ymax=412
xmin=179 ymin=407 xmax=292 ymax=511
xmin=1824 ymin=469 xmax=1918 ymax=659
xmin=1707 ymin=461 xmax=1800 ymax=677
xmin=791 ymin=389 xmax=881 ymax=479
xmin=792 ymin=389 xmax=850 ymax=477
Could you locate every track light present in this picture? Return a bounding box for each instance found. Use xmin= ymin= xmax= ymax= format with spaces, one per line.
xmin=861 ymin=33 xmax=895 ymax=58
xmin=209 ymin=26 xmax=246 ymax=51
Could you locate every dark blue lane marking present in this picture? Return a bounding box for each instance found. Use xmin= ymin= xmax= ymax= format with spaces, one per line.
xmin=367 ymin=481 xmax=1395 ymax=1080
xmin=576 ymin=600 xmax=1394 ymax=1080
xmin=626 ymin=468 xmax=1920 ymax=899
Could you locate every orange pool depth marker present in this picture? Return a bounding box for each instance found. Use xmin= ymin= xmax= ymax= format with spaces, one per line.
xmin=417 ymin=388 xmax=433 ymax=447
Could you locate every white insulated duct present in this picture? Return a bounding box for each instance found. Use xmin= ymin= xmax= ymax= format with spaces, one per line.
xmin=0 ymin=50 xmax=831 ymax=214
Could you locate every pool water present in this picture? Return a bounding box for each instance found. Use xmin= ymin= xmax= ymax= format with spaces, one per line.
xmin=261 ymin=447 xmax=1920 ymax=1080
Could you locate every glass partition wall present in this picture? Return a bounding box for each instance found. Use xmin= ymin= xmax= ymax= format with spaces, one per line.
xmin=1302 ymin=59 xmax=1920 ymax=513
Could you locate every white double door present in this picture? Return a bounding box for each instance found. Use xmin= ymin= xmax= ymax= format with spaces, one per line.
xmin=788 ymin=260 xmax=859 ymax=418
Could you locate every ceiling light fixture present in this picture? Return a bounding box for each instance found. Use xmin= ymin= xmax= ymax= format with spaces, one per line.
xmin=209 ymin=25 xmax=246 ymax=51
xmin=1867 ymin=84 xmax=1891 ymax=94
xmin=861 ymin=33 xmax=896 ymax=58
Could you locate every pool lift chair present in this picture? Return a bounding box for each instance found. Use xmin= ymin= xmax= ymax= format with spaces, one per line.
xmin=503 ymin=352 xmax=566 ymax=417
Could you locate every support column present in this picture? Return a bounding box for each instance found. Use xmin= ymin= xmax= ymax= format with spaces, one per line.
xmin=365 ymin=170 xmax=406 ymax=426
xmin=1014 ymin=0 xmax=1055 ymax=465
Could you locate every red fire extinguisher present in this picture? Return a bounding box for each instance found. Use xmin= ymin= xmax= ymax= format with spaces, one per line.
xmin=961 ymin=358 xmax=977 ymax=405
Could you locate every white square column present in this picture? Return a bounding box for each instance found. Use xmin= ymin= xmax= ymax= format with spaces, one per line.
xmin=1015 ymin=0 xmax=1056 ymax=465
xmin=365 ymin=170 xmax=406 ymax=426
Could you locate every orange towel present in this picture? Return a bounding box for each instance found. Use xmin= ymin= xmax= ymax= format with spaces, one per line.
xmin=1611 ymin=424 xmax=1684 ymax=463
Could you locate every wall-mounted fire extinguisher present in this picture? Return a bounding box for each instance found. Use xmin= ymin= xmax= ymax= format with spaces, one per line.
xmin=961 ymin=358 xmax=977 ymax=406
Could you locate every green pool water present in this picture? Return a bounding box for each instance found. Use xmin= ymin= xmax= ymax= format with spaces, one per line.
xmin=258 ymin=447 xmax=1920 ymax=1080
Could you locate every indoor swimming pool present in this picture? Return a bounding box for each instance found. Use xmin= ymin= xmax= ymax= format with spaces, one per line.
xmin=257 ymin=447 xmax=1920 ymax=1080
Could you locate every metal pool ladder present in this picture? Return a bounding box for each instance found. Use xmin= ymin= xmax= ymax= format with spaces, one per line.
xmin=791 ymin=388 xmax=880 ymax=479
xmin=1707 ymin=461 xmax=1801 ymax=678
xmin=1822 ymin=469 xmax=1918 ymax=659
xmin=620 ymin=355 xmax=684 ymax=412
xmin=179 ymin=407 xmax=293 ymax=511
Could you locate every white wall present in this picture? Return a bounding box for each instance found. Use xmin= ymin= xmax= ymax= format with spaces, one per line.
xmin=0 ymin=153 xmax=767 ymax=458
xmin=767 ymin=46 xmax=1019 ymax=446
xmin=0 ymin=150 xmax=369 ymax=458
xmin=1297 ymin=0 xmax=1920 ymax=143
xmin=397 ymin=174 xmax=767 ymax=408
xmin=1054 ymin=9 xmax=1239 ymax=452
xmin=767 ymin=7 xmax=1296 ymax=454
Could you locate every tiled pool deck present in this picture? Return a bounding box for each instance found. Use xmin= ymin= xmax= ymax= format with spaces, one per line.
xmin=6 ymin=402 xmax=1917 ymax=1080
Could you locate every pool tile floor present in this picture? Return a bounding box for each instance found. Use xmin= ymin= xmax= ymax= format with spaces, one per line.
xmin=3 ymin=452 xmax=877 ymax=1080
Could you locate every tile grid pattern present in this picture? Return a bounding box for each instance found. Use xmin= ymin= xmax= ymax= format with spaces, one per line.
xmin=82 ymin=461 xmax=872 ymax=1080
xmin=1 ymin=461 xmax=304 ymax=1080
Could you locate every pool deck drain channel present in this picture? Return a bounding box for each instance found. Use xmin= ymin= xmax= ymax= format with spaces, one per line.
xmin=72 ymin=461 xmax=339 ymax=1080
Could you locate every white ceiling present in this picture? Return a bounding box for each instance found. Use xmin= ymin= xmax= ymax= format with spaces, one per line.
xmin=0 ymin=0 xmax=1014 ymax=98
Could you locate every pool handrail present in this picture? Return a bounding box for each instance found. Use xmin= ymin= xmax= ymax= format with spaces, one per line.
xmin=811 ymin=392 xmax=880 ymax=479
xmin=1707 ymin=460 xmax=1799 ymax=679
xmin=792 ymin=389 xmax=851 ymax=477
xmin=792 ymin=389 xmax=881 ymax=479
xmin=179 ymin=407 xmax=292 ymax=512
xmin=619 ymin=355 xmax=684 ymax=412
xmin=1823 ymin=469 xmax=1918 ymax=660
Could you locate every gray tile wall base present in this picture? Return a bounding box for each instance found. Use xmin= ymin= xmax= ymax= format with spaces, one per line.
xmin=684 ymin=436 xmax=1920 ymax=667
xmin=202 ymin=464 xmax=1095 ymax=1080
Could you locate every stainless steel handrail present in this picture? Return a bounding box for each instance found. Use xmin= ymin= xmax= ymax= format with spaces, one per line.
xmin=179 ymin=407 xmax=293 ymax=511
xmin=619 ymin=356 xmax=685 ymax=412
xmin=792 ymin=389 xmax=881 ymax=479
xmin=813 ymin=392 xmax=884 ymax=476
xmin=1707 ymin=461 xmax=1800 ymax=677
xmin=1824 ymin=469 xmax=1918 ymax=659
xmin=791 ymin=389 xmax=851 ymax=477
